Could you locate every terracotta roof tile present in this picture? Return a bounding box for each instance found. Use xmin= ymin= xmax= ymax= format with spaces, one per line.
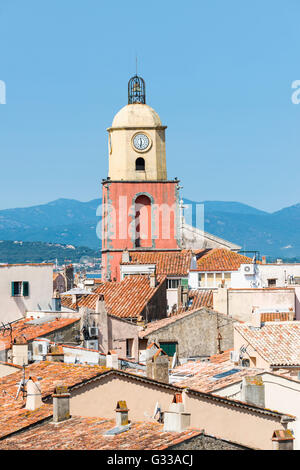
xmin=121 ymin=250 xmax=192 ymax=276
xmin=170 ymin=289 xmax=213 ymax=316
xmin=0 ymin=317 xmax=80 ymax=352
xmin=195 ymin=249 xmax=253 ymax=272
xmin=62 ymin=275 xmax=166 ymax=319
xmin=0 ymin=416 xmax=201 ymax=450
xmin=171 ymin=350 xmax=265 ymax=393
xmin=235 ymin=322 xmax=300 ymax=366
xmin=260 ymin=312 xmax=293 ymax=322
xmin=0 ymin=361 xmax=108 ymax=439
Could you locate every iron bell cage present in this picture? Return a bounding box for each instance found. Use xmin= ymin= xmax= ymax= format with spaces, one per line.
xmin=128 ymin=75 xmax=146 ymax=104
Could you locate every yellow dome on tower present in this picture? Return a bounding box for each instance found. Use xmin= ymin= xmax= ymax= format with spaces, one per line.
xmin=112 ymin=103 xmax=162 ymax=128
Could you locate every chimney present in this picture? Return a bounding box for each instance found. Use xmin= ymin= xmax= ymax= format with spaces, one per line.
xmin=46 ymin=344 xmax=64 ymax=362
xmin=95 ymin=294 xmax=106 ymax=314
xmin=12 ymin=336 xmax=28 ymax=366
xmin=163 ymin=393 xmax=191 ymax=432
xmin=26 ymin=377 xmax=42 ymax=411
xmin=251 ymin=311 xmax=262 ymax=328
xmin=72 ymin=294 xmax=78 ymax=307
xmin=262 ymin=256 xmax=266 ymax=265
xmin=150 ymin=272 xmax=156 ymax=288
xmin=106 ymin=350 xmax=118 ymax=369
xmin=241 ymin=376 xmax=265 ymax=408
xmin=272 ymin=430 xmax=294 ymax=450
xmin=121 ymin=249 xmax=130 ymax=263
xmin=52 ymin=290 xmax=61 ymax=312
xmin=52 ymin=383 xmax=70 ymax=423
xmin=182 ymin=287 xmax=188 ymax=308
xmin=146 ymin=353 xmax=169 ymax=384
xmin=115 ymin=400 xmax=129 ymax=426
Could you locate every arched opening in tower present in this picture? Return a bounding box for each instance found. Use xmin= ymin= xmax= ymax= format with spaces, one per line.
xmin=135 ymin=157 xmax=145 ymax=171
xmin=135 ymin=195 xmax=152 ymax=248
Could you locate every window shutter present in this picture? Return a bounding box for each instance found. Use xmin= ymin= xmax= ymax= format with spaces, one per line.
xmin=23 ymin=281 xmax=29 ymax=297
xmin=11 ymin=282 xmax=15 ymax=297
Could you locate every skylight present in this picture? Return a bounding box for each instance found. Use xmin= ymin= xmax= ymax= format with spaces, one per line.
xmin=211 ymin=368 xmax=241 ymax=380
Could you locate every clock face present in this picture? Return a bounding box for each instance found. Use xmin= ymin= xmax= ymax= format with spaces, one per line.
xmin=133 ymin=133 xmax=150 ymax=151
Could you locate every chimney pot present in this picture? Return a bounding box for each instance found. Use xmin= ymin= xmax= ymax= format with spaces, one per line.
xmin=163 ymin=393 xmax=191 ymax=432
xmin=149 ymin=272 xmax=156 ymax=288
xmin=115 ymin=400 xmax=129 ymax=426
xmin=26 ymin=377 xmax=42 ymax=411
xmin=106 ymin=350 xmax=118 ymax=369
xmin=52 ymin=382 xmax=71 ymax=423
xmin=251 ymin=311 xmax=262 ymax=328
xmin=241 ymin=376 xmax=265 ymax=408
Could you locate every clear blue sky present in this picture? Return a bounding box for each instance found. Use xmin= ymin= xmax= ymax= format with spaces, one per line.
xmin=0 ymin=0 xmax=299 ymax=212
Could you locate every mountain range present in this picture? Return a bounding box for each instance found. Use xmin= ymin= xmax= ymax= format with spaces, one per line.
xmin=0 ymin=198 xmax=299 ymax=259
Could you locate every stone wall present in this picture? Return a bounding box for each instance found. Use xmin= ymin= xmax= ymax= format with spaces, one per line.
xmin=146 ymin=308 xmax=235 ymax=358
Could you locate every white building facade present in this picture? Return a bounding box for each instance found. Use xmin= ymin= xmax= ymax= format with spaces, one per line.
xmin=0 ymin=263 xmax=54 ymax=323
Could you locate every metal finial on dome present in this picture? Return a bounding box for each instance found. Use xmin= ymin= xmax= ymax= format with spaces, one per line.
xmin=128 ymin=75 xmax=146 ymax=104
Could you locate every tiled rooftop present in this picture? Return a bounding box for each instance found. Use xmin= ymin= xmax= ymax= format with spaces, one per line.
xmin=260 ymin=312 xmax=294 ymax=322
xmin=235 ymin=322 xmax=300 ymax=366
xmin=195 ymin=249 xmax=253 ymax=272
xmin=0 ymin=316 xmax=80 ymax=352
xmin=121 ymin=250 xmax=192 ymax=276
xmin=170 ymin=289 xmax=213 ymax=316
xmin=0 ymin=416 xmax=201 ymax=450
xmin=0 ymin=361 xmax=108 ymax=439
xmin=170 ymin=350 xmax=265 ymax=392
xmin=62 ymin=275 xmax=166 ymax=319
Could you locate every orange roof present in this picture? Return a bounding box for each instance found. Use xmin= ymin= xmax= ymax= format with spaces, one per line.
xmin=121 ymin=250 xmax=192 ymax=276
xmin=0 ymin=316 xmax=80 ymax=352
xmin=195 ymin=249 xmax=253 ymax=272
xmin=61 ymin=275 xmax=166 ymax=319
xmin=235 ymin=322 xmax=300 ymax=366
xmin=170 ymin=289 xmax=213 ymax=316
xmin=0 ymin=361 xmax=108 ymax=439
xmin=172 ymin=350 xmax=265 ymax=393
xmin=261 ymin=312 xmax=294 ymax=322
xmin=0 ymin=416 xmax=201 ymax=450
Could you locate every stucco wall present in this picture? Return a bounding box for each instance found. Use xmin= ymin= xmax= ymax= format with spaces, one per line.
xmin=145 ymin=309 xmax=235 ymax=358
xmin=68 ymin=374 xmax=286 ymax=450
xmin=0 ymin=264 xmax=53 ymax=323
xmin=214 ymin=288 xmax=295 ymax=321
xmin=0 ymin=363 xmax=21 ymax=378
xmin=214 ymin=372 xmax=300 ymax=450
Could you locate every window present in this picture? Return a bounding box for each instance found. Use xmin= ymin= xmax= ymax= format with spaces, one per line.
xmin=207 ymin=273 xmax=214 ymax=287
xmin=167 ymin=279 xmax=180 ymax=289
xmin=135 ymin=157 xmax=145 ymax=171
xmin=11 ymin=281 xmax=22 ymax=297
xmin=11 ymin=281 xmax=29 ymax=297
xmin=126 ymin=339 xmax=134 ymax=358
xmin=159 ymin=341 xmax=177 ymax=357
xmin=268 ymin=278 xmax=277 ymax=287
xmin=216 ymin=273 xmax=222 ymax=286
xmin=135 ymin=194 xmax=151 ymax=248
xmin=198 ymin=273 xmax=205 ymax=287
xmin=224 ymin=272 xmax=231 ymax=287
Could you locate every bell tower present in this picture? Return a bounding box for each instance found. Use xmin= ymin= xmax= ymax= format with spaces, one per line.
xmin=101 ymin=75 xmax=181 ymax=281
xmin=107 ymin=75 xmax=167 ymax=182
